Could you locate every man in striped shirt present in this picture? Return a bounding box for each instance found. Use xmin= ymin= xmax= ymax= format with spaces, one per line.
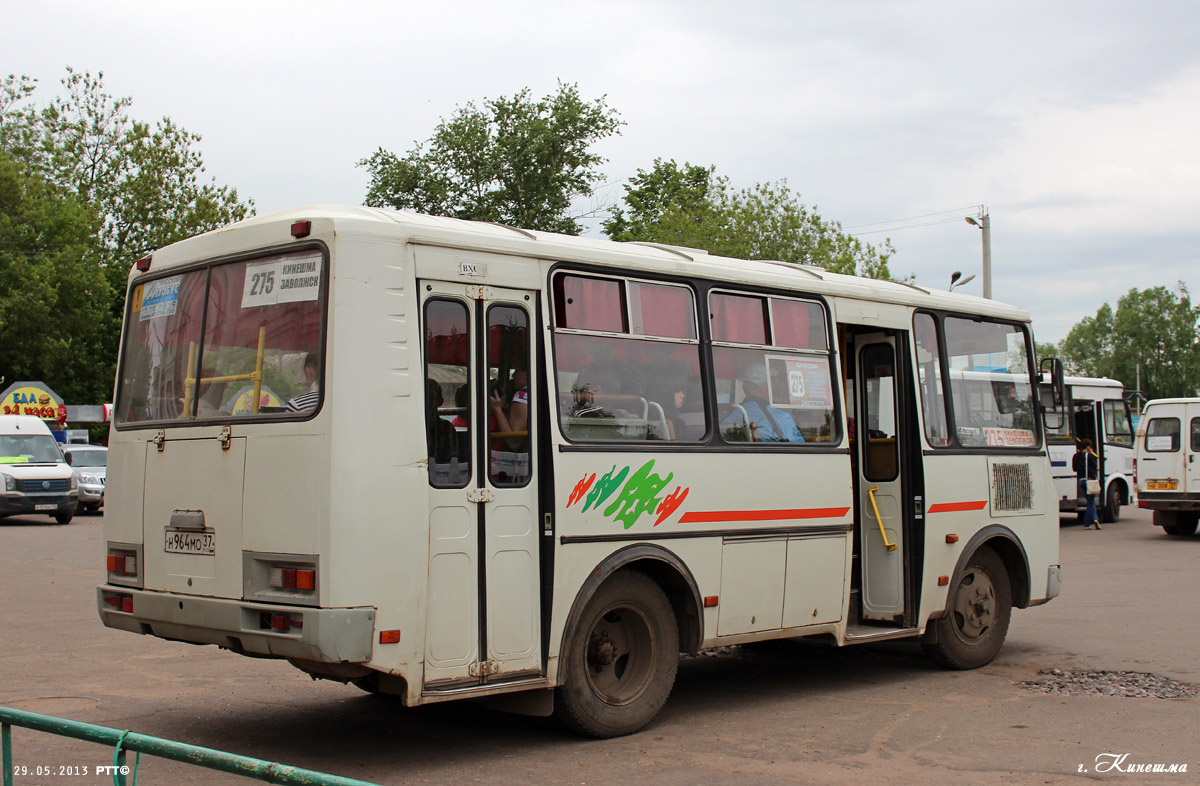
xmin=286 ymin=351 xmax=320 ymax=412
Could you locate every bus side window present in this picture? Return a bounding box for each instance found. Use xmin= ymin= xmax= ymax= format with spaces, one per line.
xmin=424 ymin=299 xmax=472 ymax=488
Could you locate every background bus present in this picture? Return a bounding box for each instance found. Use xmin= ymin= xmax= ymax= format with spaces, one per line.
xmin=1039 ymin=375 xmax=1135 ymax=522
xmin=98 ymin=206 xmax=1063 ymax=738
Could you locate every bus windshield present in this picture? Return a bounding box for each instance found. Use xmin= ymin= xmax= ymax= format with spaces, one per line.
xmin=116 ymin=250 xmax=326 ymax=426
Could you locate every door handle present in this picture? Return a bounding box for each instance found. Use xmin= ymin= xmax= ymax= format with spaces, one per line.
xmin=867 ymin=486 xmax=897 ymax=552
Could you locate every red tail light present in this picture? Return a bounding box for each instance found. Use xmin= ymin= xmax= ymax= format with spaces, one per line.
xmin=268 ymin=566 xmax=316 ymax=591
xmin=103 ymin=591 xmax=133 ymax=612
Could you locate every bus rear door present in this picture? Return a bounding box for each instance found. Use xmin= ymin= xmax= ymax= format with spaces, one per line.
xmin=421 ymin=282 xmax=542 ymax=690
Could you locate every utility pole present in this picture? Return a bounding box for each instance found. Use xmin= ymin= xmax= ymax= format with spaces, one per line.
xmin=965 ymin=207 xmax=992 ymax=299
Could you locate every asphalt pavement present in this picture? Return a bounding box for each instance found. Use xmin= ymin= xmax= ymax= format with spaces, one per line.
xmin=1 ymin=505 xmax=1197 ymax=785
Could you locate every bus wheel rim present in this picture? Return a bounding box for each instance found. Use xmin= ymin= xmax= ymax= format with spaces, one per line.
xmin=584 ymin=602 xmax=657 ymax=706
xmin=951 ymin=566 xmax=996 ymax=642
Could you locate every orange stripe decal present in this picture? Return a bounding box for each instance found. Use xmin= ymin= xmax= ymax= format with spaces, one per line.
xmin=678 ymin=507 xmax=851 ymax=524
xmin=928 ymin=500 xmax=988 ymax=514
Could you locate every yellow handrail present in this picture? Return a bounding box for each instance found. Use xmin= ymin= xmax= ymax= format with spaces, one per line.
xmin=185 ymin=327 xmax=268 ymax=416
xmin=867 ymin=485 xmax=898 ymax=551
xmin=252 ymin=326 xmax=266 ymax=414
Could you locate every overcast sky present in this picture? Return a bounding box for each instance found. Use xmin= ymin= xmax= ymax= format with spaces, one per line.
xmin=8 ymin=0 xmax=1199 ymax=343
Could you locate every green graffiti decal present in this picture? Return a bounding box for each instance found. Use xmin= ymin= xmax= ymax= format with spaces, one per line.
xmin=582 ymin=465 xmax=629 ymax=512
xmin=603 ymin=459 xmax=674 ymax=530
xmin=568 ymin=460 xmax=691 ymax=529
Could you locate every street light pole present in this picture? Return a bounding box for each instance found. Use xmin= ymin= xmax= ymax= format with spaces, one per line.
xmin=965 ymin=207 xmax=992 ymax=299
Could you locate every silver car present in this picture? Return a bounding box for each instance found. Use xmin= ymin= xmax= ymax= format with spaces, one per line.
xmin=62 ymin=445 xmax=107 ymax=513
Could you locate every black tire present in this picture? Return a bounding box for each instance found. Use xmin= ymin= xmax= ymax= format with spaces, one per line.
xmin=922 ymin=548 xmax=1012 ymax=670
xmin=1100 ymin=484 xmax=1122 ymax=523
xmin=1162 ymin=512 xmax=1199 ymax=536
xmin=555 ymin=570 xmax=678 ymax=738
xmin=54 ymin=510 xmax=74 ymax=525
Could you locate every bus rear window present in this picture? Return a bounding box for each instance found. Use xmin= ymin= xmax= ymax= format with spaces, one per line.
xmin=116 ymin=249 xmax=326 ymax=426
xmin=1144 ymin=418 xmax=1180 ymax=452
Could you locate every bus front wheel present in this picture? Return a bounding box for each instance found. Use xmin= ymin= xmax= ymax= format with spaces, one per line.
xmin=922 ymin=548 xmax=1012 ymax=670
xmin=555 ymin=570 xmax=678 ymax=738
xmin=1101 ymin=485 xmax=1122 ymax=523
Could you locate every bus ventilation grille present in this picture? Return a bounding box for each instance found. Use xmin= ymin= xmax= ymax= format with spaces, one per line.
xmin=992 ymin=463 xmax=1034 ymax=511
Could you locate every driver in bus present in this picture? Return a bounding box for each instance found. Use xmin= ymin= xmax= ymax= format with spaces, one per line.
xmin=726 ymin=364 xmax=804 ymax=443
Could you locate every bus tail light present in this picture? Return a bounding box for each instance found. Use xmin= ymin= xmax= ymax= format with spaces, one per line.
xmin=106 ymin=544 xmax=143 ymax=588
xmin=259 ymin=611 xmax=304 ymax=632
xmin=246 ymin=554 xmax=320 ymax=606
xmin=107 ymin=553 xmax=137 ymax=575
xmin=268 ymin=567 xmax=316 ymax=591
xmin=103 ymin=592 xmax=133 ymax=613
xmin=1132 ymin=458 xmax=1137 ymax=485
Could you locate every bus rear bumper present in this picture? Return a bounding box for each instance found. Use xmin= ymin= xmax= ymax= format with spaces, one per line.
xmin=96 ymin=586 xmax=376 ymax=663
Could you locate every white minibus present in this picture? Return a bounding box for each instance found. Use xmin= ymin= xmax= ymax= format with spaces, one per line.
xmin=98 ymin=206 xmax=1064 ymax=737
xmin=1134 ymin=398 xmax=1200 ymax=536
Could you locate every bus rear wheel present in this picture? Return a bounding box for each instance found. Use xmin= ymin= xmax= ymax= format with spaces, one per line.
xmin=555 ymin=570 xmax=678 ymax=738
xmin=922 ymin=548 xmax=1011 ymax=670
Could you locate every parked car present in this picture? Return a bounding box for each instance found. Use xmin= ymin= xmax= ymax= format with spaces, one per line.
xmin=0 ymin=415 xmax=78 ymax=524
xmin=1135 ymin=398 xmax=1200 ymax=536
xmin=61 ymin=444 xmax=108 ymax=514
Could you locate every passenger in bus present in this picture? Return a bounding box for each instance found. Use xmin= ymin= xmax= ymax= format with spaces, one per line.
xmin=726 ymin=365 xmax=804 ymax=443
xmin=425 ymin=379 xmax=458 ymax=463
xmin=195 ymin=370 xmax=227 ymax=417
xmin=489 ymin=363 xmax=528 ymax=449
xmin=285 ymin=351 xmax=320 ymax=412
xmin=450 ymin=384 xmax=469 ymax=430
xmin=569 ymin=368 xmax=621 ymax=418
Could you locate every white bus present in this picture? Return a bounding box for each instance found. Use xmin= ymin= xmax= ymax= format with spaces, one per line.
xmin=98 ymin=207 xmax=1063 ymax=737
xmin=1039 ymin=376 xmax=1135 ymax=522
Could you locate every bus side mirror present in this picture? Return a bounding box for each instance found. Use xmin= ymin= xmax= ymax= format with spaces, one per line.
xmin=1039 ymin=357 xmax=1067 ymax=430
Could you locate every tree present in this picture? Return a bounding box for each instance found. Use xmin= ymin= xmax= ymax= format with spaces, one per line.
xmin=0 ymin=68 xmax=254 ymax=408
xmin=0 ymin=152 xmax=111 ymax=404
xmin=360 ymin=82 xmax=622 ymax=234
xmin=1060 ymin=285 xmax=1200 ymax=400
xmin=1035 ymin=340 xmax=1060 ymax=367
xmin=3 ymin=69 xmax=253 ymax=291
xmin=603 ymin=158 xmax=896 ymax=279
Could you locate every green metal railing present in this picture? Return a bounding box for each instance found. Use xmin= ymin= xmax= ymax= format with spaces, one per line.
xmin=1 ymin=706 xmax=382 ymax=786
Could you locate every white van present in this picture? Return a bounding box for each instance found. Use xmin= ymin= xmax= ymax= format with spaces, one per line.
xmin=1134 ymin=398 xmax=1200 ymax=535
xmin=0 ymin=415 xmax=79 ymax=524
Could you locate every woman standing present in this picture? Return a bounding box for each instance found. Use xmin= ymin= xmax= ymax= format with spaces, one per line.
xmin=1073 ymin=438 xmax=1101 ymax=529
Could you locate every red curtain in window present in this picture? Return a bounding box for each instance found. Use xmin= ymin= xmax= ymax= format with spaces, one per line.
xmin=555 ymin=275 xmax=626 ymax=333
xmin=425 ymin=301 xmax=469 ymax=366
xmin=206 ymin=263 xmax=322 ymax=352
xmin=636 ymin=283 xmax=696 ymax=339
xmin=771 ymin=299 xmax=825 ymax=350
xmin=710 ymin=293 xmax=768 ymax=344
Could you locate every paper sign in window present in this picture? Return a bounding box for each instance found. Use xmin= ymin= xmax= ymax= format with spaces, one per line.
xmin=139 ymin=275 xmax=183 ymax=321
xmin=241 ymin=253 xmax=322 ymax=309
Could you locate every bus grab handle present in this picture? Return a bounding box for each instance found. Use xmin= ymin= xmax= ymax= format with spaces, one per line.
xmin=867 ymin=485 xmax=898 ymax=552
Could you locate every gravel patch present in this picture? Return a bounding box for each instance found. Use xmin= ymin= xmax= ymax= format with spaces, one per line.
xmin=1020 ymin=668 xmax=1197 ymax=699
